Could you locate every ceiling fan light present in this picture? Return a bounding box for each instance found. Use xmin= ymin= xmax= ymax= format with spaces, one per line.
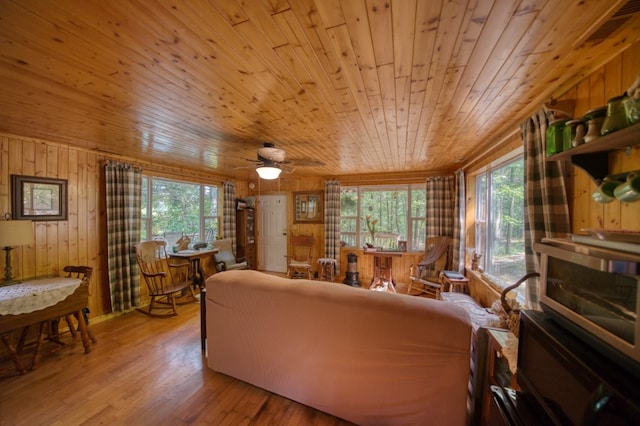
xmin=256 ymin=166 xmax=281 ymax=180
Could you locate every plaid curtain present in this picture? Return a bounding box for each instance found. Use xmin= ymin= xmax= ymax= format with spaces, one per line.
xmin=522 ymin=109 xmax=571 ymax=309
xmin=105 ymin=161 xmax=142 ymax=312
xmin=451 ymin=170 xmax=466 ymax=272
xmin=324 ymin=180 xmax=341 ymax=273
xmin=425 ymin=175 xmax=455 ymax=239
xmin=223 ymin=182 xmax=237 ymax=252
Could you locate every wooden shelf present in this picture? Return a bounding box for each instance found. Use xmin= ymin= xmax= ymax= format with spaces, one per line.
xmin=547 ymin=123 xmax=640 ymax=182
xmin=547 ymin=124 xmax=640 ymax=183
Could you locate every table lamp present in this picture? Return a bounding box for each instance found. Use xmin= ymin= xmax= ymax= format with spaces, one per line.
xmin=0 ymin=217 xmax=35 ymax=285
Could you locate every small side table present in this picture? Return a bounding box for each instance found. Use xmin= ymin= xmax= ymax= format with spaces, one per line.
xmin=363 ymin=251 xmax=402 ymax=293
xmin=440 ymin=271 xmax=470 ymax=293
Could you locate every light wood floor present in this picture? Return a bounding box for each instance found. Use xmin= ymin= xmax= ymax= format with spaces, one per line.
xmin=0 ymin=297 xmax=354 ymax=425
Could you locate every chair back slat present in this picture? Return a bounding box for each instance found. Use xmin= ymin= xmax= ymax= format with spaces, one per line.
xmin=291 ymin=234 xmax=314 ymax=263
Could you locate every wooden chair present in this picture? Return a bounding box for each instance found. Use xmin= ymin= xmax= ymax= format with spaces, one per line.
xmin=29 ymin=265 xmax=95 ymax=370
xmin=407 ymin=236 xmax=452 ymax=298
xmin=287 ymin=234 xmax=314 ymax=279
xmin=48 ymin=266 xmax=97 ymax=346
xmin=135 ymin=240 xmax=196 ymax=317
xmin=212 ymin=239 xmax=248 ymax=272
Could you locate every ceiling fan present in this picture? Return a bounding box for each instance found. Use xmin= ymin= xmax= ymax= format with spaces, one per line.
xmin=242 ymin=142 xmax=325 ymax=179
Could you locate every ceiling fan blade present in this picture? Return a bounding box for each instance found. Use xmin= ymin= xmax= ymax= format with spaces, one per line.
xmin=289 ymin=158 xmax=326 ymax=167
xmin=234 ymin=163 xmax=260 ymax=170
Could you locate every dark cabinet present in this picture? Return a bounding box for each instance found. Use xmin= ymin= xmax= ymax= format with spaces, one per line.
xmin=236 ymin=207 xmax=256 ymax=269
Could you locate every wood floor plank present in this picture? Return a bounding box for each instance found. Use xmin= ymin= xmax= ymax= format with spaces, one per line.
xmin=0 ymin=301 xmax=354 ymax=425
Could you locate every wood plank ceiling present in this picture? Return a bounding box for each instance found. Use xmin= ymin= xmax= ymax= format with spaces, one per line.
xmin=1 ymin=0 xmax=639 ymax=178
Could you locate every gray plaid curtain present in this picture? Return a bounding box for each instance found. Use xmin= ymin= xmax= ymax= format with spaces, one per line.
xmin=223 ymin=182 xmax=237 ymax=252
xmin=324 ymin=180 xmax=341 ymax=272
xmin=522 ymin=109 xmax=571 ymax=309
xmin=105 ymin=161 xmax=142 ymax=312
xmin=425 ymin=175 xmax=455 ymax=239
xmin=452 ymin=170 xmax=466 ymax=272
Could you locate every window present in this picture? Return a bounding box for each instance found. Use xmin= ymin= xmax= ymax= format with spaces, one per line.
xmin=475 ymin=153 xmax=525 ymax=292
xmin=340 ymin=184 xmax=426 ymax=251
xmin=141 ymin=176 xmax=220 ymax=246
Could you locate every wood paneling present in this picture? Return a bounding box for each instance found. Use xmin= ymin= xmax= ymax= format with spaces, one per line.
xmin=1 ymin=29 xmax=640 ymax=321
xmin=0 ymin=135 xmax=233 ymax=317
xmin=0 ymin=1 xmax=639 ymax=179
xmin=0 ymin=135 xmax=108 ymax=316
xmin=464 ymin=42 xmax=640 ymax=263
xmin=563 ymin=45 xmax=640 ymax=234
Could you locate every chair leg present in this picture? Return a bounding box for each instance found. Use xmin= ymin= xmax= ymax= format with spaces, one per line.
xmin=137 ymin=294 xmax=180 ymax=317
xmin=74 ymin=311 xmax=97 ymax=344
xmin=170 ymin=294 xmax=178 ymax=316
xmin=74 ymin=310 xmax=92 ymax=354
xmin=64 ymin=315 xmax=78 ymax=343
xmin=186 ymin=285 xmax=197 ymax=302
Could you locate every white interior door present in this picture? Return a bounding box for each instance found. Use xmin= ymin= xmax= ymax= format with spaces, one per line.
xmin=257 ymin=195 xmax=287 ymax=273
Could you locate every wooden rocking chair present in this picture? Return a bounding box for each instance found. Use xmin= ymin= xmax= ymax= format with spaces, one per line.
xmin=408 ymin=236 xmax=452 ymax=298
xmin=135 ymin=240 xmax=196 ymax=317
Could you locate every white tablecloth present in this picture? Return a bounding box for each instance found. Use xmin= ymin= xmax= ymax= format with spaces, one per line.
xmin=0 ymin=278 xmax=82 ymax=315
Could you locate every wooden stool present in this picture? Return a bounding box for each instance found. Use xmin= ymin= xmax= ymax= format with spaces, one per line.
xmin=317 ymin=258 xmax=336 ymax=282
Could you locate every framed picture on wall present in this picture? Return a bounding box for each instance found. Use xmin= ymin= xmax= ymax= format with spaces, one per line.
xmin=294 ymin=191 xmax=323 ymax=224
xmin=11 ymin=175 xmax=68 ymax=221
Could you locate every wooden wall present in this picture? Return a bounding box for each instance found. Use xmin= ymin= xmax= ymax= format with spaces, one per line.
xmin=563 ymin=42 xmax=640 ymax=233
xmin=464 ymin=40 xmax=640 ymax=306
xmin=0 ymin=136 xmax=109 ymax=316
xmin=466 ymin=40 xmax=640 ymax=239
xmin=0 ymin=137 xmax=234 ymax=318
xmin=240 ymin=176 xmax=327 ymax=273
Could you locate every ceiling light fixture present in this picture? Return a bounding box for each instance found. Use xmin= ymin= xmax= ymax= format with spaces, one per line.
xmin=256 ymin=165 xmax=281 ymax=180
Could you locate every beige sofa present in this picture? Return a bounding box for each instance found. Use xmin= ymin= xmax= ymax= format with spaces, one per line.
xmin=205 ymin=270 xmax=472 ymax=425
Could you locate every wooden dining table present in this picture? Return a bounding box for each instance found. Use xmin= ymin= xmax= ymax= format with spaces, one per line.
xmin=362 ymin=250 xmax=404 ymax=293
xmin=168 ymin=248 xmax=218 ymax=350
xmin=168 ymin=248 xmax=219 ymax=289
xmin=0 ymin=277 xmax=92 ymax=373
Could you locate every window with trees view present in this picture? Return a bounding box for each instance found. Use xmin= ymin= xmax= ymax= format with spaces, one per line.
xmin=475 ymin=154 xmax=525 ymax=290
xmin=340 ymin=184 xmax=426 ymax=251
xmin=141 ymin=177 xmax=219 ymax=246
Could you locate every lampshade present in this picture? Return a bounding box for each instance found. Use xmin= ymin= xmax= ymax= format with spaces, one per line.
xmin=0 ymin=220 xmax=35 ymax=247
xmin=256 ymin=166 xmax=281 ymax=180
